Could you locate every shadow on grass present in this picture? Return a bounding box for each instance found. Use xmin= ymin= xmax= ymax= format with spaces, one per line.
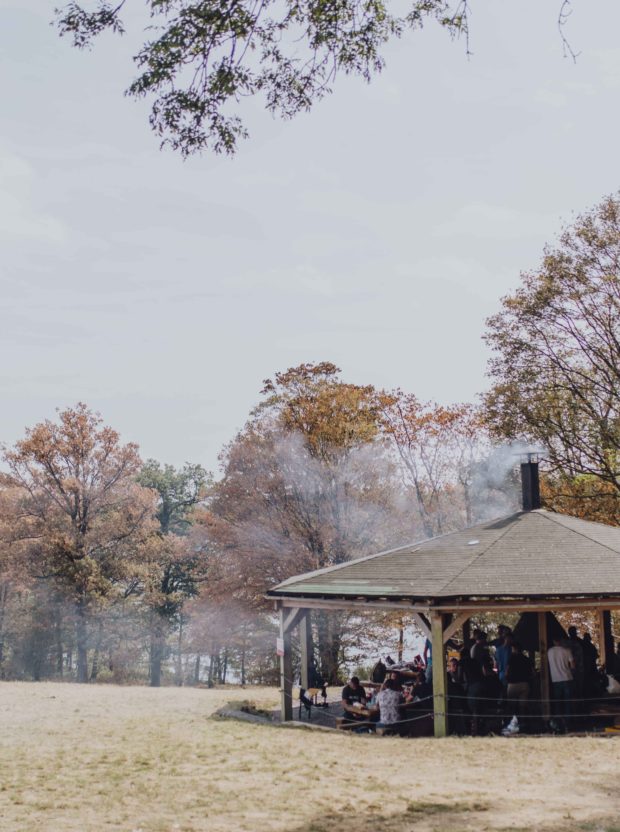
xmin=292 ymin=800 xmax=490 ymax=832
xmin=291 ymin=802 xmax=620 ymax=832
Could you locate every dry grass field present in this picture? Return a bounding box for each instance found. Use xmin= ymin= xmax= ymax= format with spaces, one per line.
xmin=0 ymin=682 xmax=619 ymax=832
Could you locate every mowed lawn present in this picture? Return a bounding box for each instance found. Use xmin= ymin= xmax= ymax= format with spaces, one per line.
xmin=0 ymin=683 xmax=619 ymax=832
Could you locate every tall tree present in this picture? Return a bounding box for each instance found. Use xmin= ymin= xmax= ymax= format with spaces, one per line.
xmin=378 ymin=394 xmax=498 ymax=535
xmin=1 ymin=404 xmax=159 ymax=682
xmin=485 ymin=193 xmax=620 ymax=511
xmin=206 ymin=363 xmax=411 ymax=681
xmin=137 ymin=461 xmax=210 ymax=686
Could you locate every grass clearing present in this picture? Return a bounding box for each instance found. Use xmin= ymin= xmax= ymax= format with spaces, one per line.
xmin=0 ymin=682 xmax=618 ymax=831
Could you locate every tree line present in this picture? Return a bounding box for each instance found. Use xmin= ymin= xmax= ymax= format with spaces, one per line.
xmin=1 ymin=194 xmax=619 ymax=685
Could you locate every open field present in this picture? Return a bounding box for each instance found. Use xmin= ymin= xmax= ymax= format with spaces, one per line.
xmin=0 ymin=683 xmax=619 ymax=832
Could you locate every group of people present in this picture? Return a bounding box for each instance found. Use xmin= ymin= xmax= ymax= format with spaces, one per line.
xmin=341 ymin=670 xmax=430 ymax=732
xmin=447 ymin=626 xmax=532 ymax=735
xmin=340 ymin=623 xmax=618 ymax=736
xmin=451 ymin=624 xmax=611 ymax=734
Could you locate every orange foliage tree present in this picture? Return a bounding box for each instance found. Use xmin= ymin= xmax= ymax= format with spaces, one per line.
xmin=204 ymin=363 xmax=413 ymax=682
xmin=0 ymin=404 xmax=160 ymax=682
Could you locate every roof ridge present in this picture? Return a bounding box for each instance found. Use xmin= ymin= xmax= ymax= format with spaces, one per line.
xmin=436 ymin=513 xmax=523 ymax=595
xmin=536 ymin=509 xmax=620 ymax=556
xmin=272 ymin=510 xmax=519 ymax=591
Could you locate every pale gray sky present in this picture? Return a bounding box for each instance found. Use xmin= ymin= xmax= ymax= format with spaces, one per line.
xmin=2 ymin=1 xmax=620 ymax=472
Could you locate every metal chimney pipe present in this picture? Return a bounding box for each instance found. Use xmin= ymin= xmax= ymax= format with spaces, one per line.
xmin=521 ymin=461 xmax=541 ymax=511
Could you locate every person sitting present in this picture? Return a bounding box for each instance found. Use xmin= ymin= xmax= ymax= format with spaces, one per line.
xmin=388 ymin=669 xmax=403 ymax=690
xmin=341 ymin=676 xmax=368 ymax=721
xmin=374 ymin=678 xmax=404 ymax=733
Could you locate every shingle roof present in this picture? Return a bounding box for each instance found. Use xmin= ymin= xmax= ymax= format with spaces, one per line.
xmin=267 ymin=510 xmax=620 ymax=601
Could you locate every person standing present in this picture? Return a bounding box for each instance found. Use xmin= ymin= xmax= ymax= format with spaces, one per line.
xmin=470 ymin=631 xmax=491 ymax=669
xmin=566 ymin=626 xmax=585 ymax=705
xmin=505 ymin=642 xmax=533 ymax=718
xmin=494 ymin=629 xmax=513 ymax=709
xmin=547 ymin=636 xmax=575 ymax=732
xmin=581 ymin=632 xmax=599 ymax=697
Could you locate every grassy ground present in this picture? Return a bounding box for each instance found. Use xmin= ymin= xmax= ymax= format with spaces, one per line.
xmin=0 ymin=683 xmax=619 ymax=832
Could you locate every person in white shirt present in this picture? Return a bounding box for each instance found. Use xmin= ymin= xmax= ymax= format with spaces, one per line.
xmin=547 ymin=636 xmax=575 ymax=732
xmin=374 ymin=678 xmax=403 ymax=732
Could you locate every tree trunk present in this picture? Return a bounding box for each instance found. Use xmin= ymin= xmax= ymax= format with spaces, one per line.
xmin=207 ymin=647 xmax=217 ymax=688
xmin=90 ymin=621 xmax=103 ymax=681
xmin=175 ymin=618 xmax=183 ymax=686
xmin=240 ymin=627 xmax=247 ymax=687
xmin=194 ymin=654 xmax=201 ymax=684
xmin=150 ymin=620 xmax=165 ymax=687
xmin=0 ymin=581 xmax=9 ymax=679
xmin=221 ymin=648 xmax=228 ymax=684
xmin=75 ymin=605 xmax=89 ymax=683
xmin=316 ymin=610 xmax=342 ymax=684
xmin=55 ymin=604 xmax=63 ymax=678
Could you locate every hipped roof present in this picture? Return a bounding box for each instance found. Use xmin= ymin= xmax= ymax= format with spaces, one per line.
xmin=267 ymin=510 xmax=620 ymax=602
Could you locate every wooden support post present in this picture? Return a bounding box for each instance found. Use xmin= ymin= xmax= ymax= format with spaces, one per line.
xmin=431 ymin=611 xmax=448 ymax=738
xmin=299 ymin=610 xmax=312 ymax=690
xmin=598 ymin=610 xmax=615 ymax=673
xmin=279 ymin=607 xmax=294 ymax=722
xmin=538 ymin=612 xmax=550 ymax=720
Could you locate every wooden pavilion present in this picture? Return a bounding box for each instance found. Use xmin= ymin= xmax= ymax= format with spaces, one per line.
xmin=267 ymin=463 xmax=620 ymax=736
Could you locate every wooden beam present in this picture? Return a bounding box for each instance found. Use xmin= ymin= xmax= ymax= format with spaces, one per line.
xmin=412 ymin=612 xmax=431 ymax=640
xmin=431 ymin=612 xmax=448 ymax=738
xmin=278 ymin=597 xmax=425 ymax=612
xmin=282 ymin=607 xmax=303 ymax=634
xmin=279 ymin=608 xmax=293 ymax=722
xmin=443 ymin=612 xmax=469 ymax=644
xmin=299 ymin=611 xmax=312 ymax=690
xmin=274 ymin=596 xmax=620 ymax=613
xmin=538 ymin=612 xmax=550 ymax=720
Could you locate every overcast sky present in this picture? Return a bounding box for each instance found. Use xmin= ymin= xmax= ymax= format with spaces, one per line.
xmin=2 ymin=1 xmax=620 ymax=472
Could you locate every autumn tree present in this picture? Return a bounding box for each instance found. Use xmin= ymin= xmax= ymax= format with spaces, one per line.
xmin=0 ymin=404 xmax=159 ymax=683
xmin=485 ymin=193 xmax=620 ymax=518
xmin=206 ymin=362 xmax=412 ymax=681
xmin=378 ymin=394 xmax=510 ymax=535
xmin=136 ymin=460 xmax=210 ymax=686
